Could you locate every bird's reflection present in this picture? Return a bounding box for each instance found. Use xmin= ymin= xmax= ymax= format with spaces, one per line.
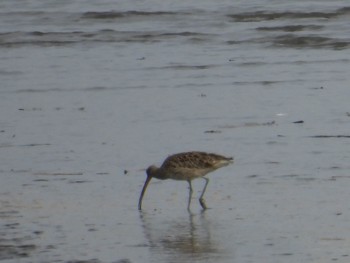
xmin=139 ymin=210 xmax=222 ymax=261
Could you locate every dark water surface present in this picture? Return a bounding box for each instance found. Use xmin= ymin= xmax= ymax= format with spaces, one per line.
xmin=1 ymin=0 xmax=350 ymax=262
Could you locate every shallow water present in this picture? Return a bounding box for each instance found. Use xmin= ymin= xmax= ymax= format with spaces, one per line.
xmin=1 ymin=0 xmax=350 ymax=262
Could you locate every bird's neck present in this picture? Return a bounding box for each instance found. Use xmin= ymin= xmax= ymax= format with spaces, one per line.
xmin=152 ymin=167 xmax=169 ymax=180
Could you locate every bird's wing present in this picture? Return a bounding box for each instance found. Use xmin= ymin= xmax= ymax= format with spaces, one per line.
xmin=161 ymin=152 xmax=221 ymax=169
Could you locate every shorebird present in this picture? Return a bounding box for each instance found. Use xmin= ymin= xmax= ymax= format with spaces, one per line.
xmin=138 ymin=151 xmax=234 ymax=210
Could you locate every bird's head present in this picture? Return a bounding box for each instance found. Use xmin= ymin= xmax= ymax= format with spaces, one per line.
xmin=146 ymin=165 xmax=158 ymax=177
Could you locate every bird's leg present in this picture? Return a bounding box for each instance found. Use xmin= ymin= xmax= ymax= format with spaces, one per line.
xmin=199 ymin=177 xmax=209 ymax=210
xmin=187 ymin=180 xmax=193 ymax=211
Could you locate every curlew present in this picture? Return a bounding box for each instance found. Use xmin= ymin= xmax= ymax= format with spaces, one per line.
xmin=138 ymin=151 xmax=233 ymax=210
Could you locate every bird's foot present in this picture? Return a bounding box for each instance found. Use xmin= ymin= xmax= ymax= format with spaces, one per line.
xmin=199 ymin=198 xmax=208 ymax=210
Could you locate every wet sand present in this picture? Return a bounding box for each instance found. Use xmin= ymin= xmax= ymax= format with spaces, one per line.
xmin=2 ymin=86 xmax=350 ymax=262
xmin=1 ymin=0 xmax=350 ymax=262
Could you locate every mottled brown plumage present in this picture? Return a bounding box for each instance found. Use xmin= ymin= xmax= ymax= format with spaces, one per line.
xmin=138 ymin=151 xmax=234 ymax=210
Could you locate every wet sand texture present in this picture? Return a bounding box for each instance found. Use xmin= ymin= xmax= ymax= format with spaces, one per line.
xmin=1 ymin=1 xmax=350 ymax=262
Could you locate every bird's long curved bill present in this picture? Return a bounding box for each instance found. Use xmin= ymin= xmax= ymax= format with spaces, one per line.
xmin=138 ymin=175 xmax=152 ymax=210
